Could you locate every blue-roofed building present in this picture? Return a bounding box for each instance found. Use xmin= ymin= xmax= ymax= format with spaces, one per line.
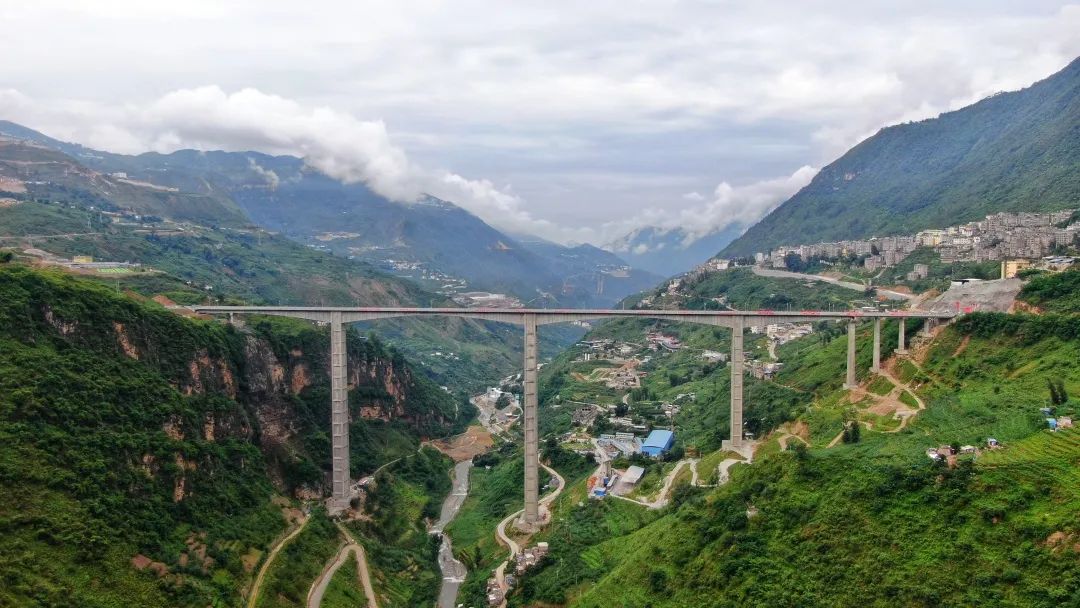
xmin=640 ymin=430 xmax=675 ymax=457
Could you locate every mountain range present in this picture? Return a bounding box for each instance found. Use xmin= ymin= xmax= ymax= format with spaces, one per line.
xmin=604 ymin=224 xmax=744 ymax=276
xmin=0 ymin=120 xmax=660 ymax=306
xmin=721 ymin=55 xmax=1080 ymax=258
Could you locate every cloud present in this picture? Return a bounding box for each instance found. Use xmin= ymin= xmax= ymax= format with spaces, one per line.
xmin=681 ymin=191 xmax=705 ymax=202
xmin=0 ymin=85 xmax=595 ymax=243
xmin=602 ymin=166 xmax=818 ymax=252
xmin=2 ymin=2 xmax=1078 ymax=250
xmin=247 ymin=157 xmax=280 ymax=189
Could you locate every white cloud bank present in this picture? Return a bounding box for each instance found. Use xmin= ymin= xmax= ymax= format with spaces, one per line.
xmin=1 ymin=85 xmax=813 ymax=247
xmin=603 ymin=165 xmax=818 ymax=253
xmin=1 ymin=85 xmax=588 ymax=242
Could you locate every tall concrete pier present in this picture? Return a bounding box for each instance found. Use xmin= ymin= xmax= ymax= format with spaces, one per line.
xmin=193 ymin=306 xmax=953 ymax=526
xmin=729 ymin=317 xmax=745 ymax=449
xmin=521 ymin=314 xmax=540 ymax=526
xmin=843 ymin=320 xmax=858 ymax=389
xmin=871 ymin=318 xmax=882 ymax=373
xmin=329 ymin=312 xmax=351 ymax=514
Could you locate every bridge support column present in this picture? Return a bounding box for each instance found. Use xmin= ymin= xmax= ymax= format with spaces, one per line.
xmin=843 ymin=320 xmax=857 ymax=389
xmin=897 ymin=318 xmax=907 ymax=355
xmin=728 ymin=317 xmax=744 ymax=449
xmin=922 ymin=318 xmax=936 ymax=337
xmin=521 ymin=313 xmax=540 ymax=528
xmin=871 ymin=318 xmax=882 ymax=373
xmin=328 ymin=312 xmax=351 ymax=516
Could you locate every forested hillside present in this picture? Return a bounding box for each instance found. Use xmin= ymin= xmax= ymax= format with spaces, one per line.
xmin=0 ymin=264 xmax=466 ymax=607
xmin=508 ymin=304 xmax=1080 ymax=606
xmin=0 ymin=197 xmax=528 ymax=393
xmin=723 ymin=56 xmax=1080 ymax=257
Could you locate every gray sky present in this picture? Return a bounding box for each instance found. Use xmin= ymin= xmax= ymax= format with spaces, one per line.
xmin=2 ymin=1 xmax=1078 ymax=246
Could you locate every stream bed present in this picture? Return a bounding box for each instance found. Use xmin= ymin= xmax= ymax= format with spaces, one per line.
xmin=433 ymin=459 xmax=471 ymax=608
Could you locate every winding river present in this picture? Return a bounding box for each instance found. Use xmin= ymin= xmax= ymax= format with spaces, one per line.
xmin=433 ymin=459 xmax=472 ymax=608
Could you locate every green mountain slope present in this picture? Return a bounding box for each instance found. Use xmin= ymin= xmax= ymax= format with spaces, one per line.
xmin=0 ymin=264 xmax=465 ymax=607
xmin=509 ymin=303 xmax=1080 ymax=607
xmin=0 ymin=191 xmax=526 ymax=393
xmin=723 ymin=56 xmax=1080 ymax=257
xmin=0 ymin=121 xmax=660 ymax=307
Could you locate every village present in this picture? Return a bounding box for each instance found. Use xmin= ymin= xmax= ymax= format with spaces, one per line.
xmin=754 ymin=209 xmax=1078 ymax=277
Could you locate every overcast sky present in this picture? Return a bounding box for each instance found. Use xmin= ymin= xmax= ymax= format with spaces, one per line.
xmin=2 ymin=1 xmax=1079 ymax=245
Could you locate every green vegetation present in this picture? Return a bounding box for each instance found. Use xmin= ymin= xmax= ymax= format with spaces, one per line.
xmin=661 ymin=267 xmax=873 ymax=311
xmin=345 ymin=446 xmax=452 ymax=607
xmin=1019 ymin=268 xmax=1080 ymax=313
xmin=321 ymin=550 xmax=367 ymax=608
xmin=879 ymin=247 xmax=1002 ymax=293
xmin=0 ymin=265 xmax=467 ymax=607
xmin=0 ymin=200 xmax=526 ymax=392
xmin=502 ymin=268 xmax=1080 ymax=607
xmin=866 ymin=375 xmax=895 ymax=396
xmin=256 ymin=510 xmax=340 ymax=608
xmin=724 ymin=57 xmax=1080 ymax=257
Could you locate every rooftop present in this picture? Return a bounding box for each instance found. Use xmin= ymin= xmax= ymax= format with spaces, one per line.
xmin=643 ymin=429 xmax=674 ymax=448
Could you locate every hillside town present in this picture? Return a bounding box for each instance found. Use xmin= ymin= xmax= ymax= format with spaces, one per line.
xmin=754 ymin=209 xmax=1078 ymax=273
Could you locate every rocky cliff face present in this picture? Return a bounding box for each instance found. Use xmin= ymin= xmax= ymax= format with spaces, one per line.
xmin=12 ymin=269 xmax=457 ymax=500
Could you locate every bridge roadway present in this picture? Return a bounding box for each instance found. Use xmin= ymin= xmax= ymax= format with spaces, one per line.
xmin=192 ymin=306 xmax=954 ymax=525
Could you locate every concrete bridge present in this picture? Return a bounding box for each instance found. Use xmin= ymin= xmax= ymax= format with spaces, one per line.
xmin=192 ymin=306 xmax=954 ymax=525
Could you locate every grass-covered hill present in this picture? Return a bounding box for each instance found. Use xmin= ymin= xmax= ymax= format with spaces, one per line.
xmin=509 ymin=308 xmax=1080 ymax=607
xmin=0 ymin=263 xmax=467 ymax=607
xmin=723 ymin=56 xmax=1080 ymax=257
xmin=0 ymin=198 xmax=530 ymax=392
xmin=1018 ymin=268 xmax=1080 ymax=314
xmin=538 ymin=268 xmax=886 ymax=451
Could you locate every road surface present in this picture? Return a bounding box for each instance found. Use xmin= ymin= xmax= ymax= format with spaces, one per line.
xmin=306 ymin=524 xmax=378 ymax=608
xmin=493 ymin=461 xmax=565 ymax=594
xmin=248 ymin=515 xmax=309 ymax=608
xmin=753 ymin=266 xmax=913 ymax=301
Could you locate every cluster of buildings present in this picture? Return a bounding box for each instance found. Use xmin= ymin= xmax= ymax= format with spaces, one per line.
xmin=596 ymin=429 xmax=676 ymax=459
xmin=646 ymin=332 xmax=682 ymax=351
xmin=451 ymin=291 xmax=524 ymax=308
xmin=515 ymin=542 xmax=550 ymax=574
xmin=1041 ymin=407 xmax=1074 ymax=431
xmin=755 ymin=209 xmax=1078 ymax=273
xmin=485 ymin=542 xmax=551 ymax=605
xmin=751 ymin=322 xmax=814 ymax=344
xmin=748 ymin=360 xmax=783 ymax=380
xmin=578 ymin=338 xmax=639 ymax=360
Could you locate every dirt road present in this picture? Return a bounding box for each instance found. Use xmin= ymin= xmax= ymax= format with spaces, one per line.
xmin=753 ymin=266 xmax=912 ymax=301
xmin=247 ymin=515 xmax=309 ymax=608
xmin=306 ymin=524 xmax=378 ymax=608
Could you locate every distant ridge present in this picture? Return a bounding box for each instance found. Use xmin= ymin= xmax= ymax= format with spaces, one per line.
xmin=722 ymin=56 xmax=1080 ymax=257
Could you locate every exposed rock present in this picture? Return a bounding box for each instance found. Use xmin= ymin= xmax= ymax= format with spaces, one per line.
xmin=42 ymin=305 xmax=77 ymax=335
xmin=113 ymin=322 xmax=140 ymax=359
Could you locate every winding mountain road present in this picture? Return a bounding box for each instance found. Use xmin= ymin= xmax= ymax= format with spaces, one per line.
xmin=247 ymin=515 xmax=309 ymax=608
xmin=306 ymin=528 xmax=378 ymax=608
xmin=752 ymin=266 xmax=913 ymax=301
xmin=493 ymin=461 xmax=565 ymax=594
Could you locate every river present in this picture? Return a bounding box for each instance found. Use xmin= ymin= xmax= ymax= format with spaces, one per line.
xmin=433 ymin=459 xmax=471 ymax=608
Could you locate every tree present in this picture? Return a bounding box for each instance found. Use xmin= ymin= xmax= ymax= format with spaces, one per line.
xmin=495 ymin=392 xmax=511 ymax=409
xmin=1048 ymin=378 xmax=1068 ymax=406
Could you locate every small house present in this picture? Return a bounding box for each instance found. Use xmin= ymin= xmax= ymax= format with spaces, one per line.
xmin=1047 ymin=418 xmax=1059 ymax=431
xmin=622 ymin=465 xmax=646 ymax=486
xmin=987 ymin=437 xmax=1000 ymax=448
xmin=1059 ymin=417 xmax=1074 ymax=429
